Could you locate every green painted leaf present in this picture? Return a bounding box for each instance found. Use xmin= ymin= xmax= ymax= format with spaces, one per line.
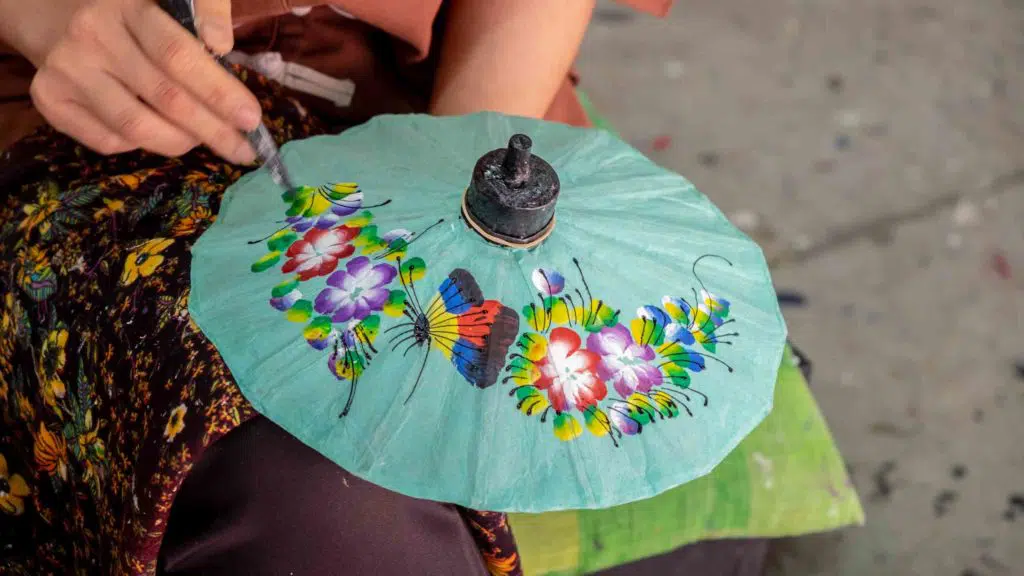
xmin=286 ymin=300 xmax=313 ymax=323
xmin=267 ymin=230 xmax=299 ymax=252
xmin=303 ymin=316 xmax=333 ymax=341
xmin=383 ymin=290 xmax=406 ymax=317
xmin=251 ymin=251 xmax=281 ymax=273
xmin=271 ymin=278 xmax=300 ymax=298
xmin=400 ymin=257 xmax=427 ymax=283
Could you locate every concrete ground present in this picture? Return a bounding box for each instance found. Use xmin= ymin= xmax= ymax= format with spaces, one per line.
xmin=576 ymin=1 xmax=1023 ymax=574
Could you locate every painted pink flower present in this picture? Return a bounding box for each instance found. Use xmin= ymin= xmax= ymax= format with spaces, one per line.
xmin=534 ymin=327 xmax=606 ymax=412
xmin=281 ymin=226 xmax=357 ymax=281
xmin=586 ymin=324 xmax=661 ymax=398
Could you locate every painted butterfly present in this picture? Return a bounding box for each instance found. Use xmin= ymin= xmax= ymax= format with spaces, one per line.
xmin=386 ymin=258 xmax=520 ymax=403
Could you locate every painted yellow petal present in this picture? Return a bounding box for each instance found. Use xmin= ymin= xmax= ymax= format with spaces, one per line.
xmin=8 ymin=474 xmax=29 ymax=498
xmin=548 ymin=300 xmax=570 ymax=325
xmin=138 ymin=254 xmax=165 ymax=277
xmin=308 ymin=194 xmax=332 ymax=215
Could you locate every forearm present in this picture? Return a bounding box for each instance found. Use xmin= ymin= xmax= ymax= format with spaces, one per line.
xmin=429 ymin=0 xmax=595 ymax=118
xmin=0 ymin=0 xmax=80 ymax=66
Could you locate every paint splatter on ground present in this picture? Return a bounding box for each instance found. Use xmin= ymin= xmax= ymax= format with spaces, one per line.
xmin=826 ymin=74 xmax=845 ymax=94
xmin=870 ymin=461 xmax=896 ymax=501
xmin=777 ymin=290 xmax=808 ymax=307
xmin=933 ymin=490 xmax=958 ymax=517
xmin=990 ymin=251 xmax=1012 ymax=280
xmin=651 ymin=134 xmax=673 ymax=151
xmin=1003 ymin=494 xmax=1024 ymax=521
xmin=697 ymin=151 xmax=720 ymax=167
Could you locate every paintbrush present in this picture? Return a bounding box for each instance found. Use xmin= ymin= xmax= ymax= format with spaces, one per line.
xmin=158 ymin=0 xmax=295 ymax=191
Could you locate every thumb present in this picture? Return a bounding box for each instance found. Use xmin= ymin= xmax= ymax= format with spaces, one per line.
xmin=193 ymin=0 xmax=234 ymax=55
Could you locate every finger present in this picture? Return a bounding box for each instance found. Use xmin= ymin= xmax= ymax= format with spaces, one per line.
xmin=106 ymin=26 xmax=254 ymax=163
xmin=30 ymin=72 xmax=134 ymax=156
xmin=58 ymin=55 xmax=200 ymax=157
xmin=125 ymin=3 xmax=261 ymax=131
xmin=193 ymin=0 xmax=234 ymax=55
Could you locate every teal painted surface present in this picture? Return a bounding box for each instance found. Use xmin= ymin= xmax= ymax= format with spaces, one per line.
xmin=189 ymin=112 xmax=786 ymax=512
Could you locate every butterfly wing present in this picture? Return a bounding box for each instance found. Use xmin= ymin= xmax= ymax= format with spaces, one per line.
xmin=429 ymin=269 xmax=520 ymax=388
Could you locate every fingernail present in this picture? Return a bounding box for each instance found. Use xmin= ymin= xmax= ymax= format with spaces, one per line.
xmin=199 ymin=22 xmax=234 ymax=55
xmin=236 ymin=105 xmax=262 ymax=131
xmin=233 ymin=140 xmax=257 ymax=165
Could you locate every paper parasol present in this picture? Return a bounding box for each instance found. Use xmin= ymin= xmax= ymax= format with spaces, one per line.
xmin=189 ymin=113 xmax=786 ymax=512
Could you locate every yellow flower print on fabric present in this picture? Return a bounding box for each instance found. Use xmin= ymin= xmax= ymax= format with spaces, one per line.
xmin=121 ymin=238 xmax=174 ymax=286
xmin=164 ymin=404 xmax=187 ymax=441
xmin=38 ymin=328 xmax=69 ymax=407
xmin=0 ymin=453 xmax=31 ymax=516
xmin=34 ymin=423 xmax=69 ymax=482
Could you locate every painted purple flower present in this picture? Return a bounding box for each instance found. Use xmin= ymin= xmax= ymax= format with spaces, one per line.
xmin=270 ymin=288 xmax=302 ymax=311
xmin=586 ymin=324 xmax=662 ymax=398
xmin=608 ymin=401 xmax=641 ymax=435
xmin=314 ymin=256 xmax=397 ymax=322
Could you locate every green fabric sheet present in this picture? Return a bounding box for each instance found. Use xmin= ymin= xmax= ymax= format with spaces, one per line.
xmin=508 ymin=346 xmax=864 ymax=575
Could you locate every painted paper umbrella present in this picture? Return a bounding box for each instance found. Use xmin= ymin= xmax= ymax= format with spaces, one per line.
xmin=189 ymin=112 xmax=787 ymax=512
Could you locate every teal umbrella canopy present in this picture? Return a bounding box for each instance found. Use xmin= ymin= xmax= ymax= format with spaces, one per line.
xmin=189 ymin=112 xmax=786 ymax=512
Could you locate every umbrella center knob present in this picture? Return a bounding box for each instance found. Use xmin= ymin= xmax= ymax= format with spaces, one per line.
xmin=463 ymin=134 xmax=560 ymax=248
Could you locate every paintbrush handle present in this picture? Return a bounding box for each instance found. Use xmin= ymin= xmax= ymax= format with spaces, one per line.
xmin=156 ymin=0 xmax=294 ymax=190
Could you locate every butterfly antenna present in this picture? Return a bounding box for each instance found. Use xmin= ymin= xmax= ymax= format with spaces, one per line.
xmin=384 ymin=320 xmax=416 ymax=335
xmin=404 ymin=345 xmax=432 ymax=405
xmin=406 ymin=269 xmax=426 ymax=317
xmin=389 ymin=331 xmax=419 ymax=352
xmin=395 ymin=257 xmax=422 ymax=316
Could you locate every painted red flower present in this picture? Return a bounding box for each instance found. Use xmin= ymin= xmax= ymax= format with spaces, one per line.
xmin=535 ymin=327 xmax=606 ymax=412
xmin=281 ymin=226 xmax=357 ymax=281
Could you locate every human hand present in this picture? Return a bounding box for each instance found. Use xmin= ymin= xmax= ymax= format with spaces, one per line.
xmin=28 ymin=0 xmax=261 ymax=162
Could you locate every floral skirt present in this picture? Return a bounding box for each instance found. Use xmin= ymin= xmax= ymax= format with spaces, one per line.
xmin=0 ymin=68 xmax=517 ymax=575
